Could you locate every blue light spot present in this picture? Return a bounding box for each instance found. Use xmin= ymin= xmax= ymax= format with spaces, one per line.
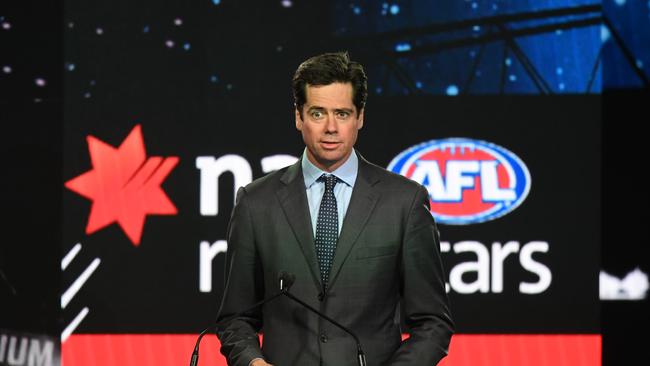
xmin=143 ymin=25 xmax=149 ymax=33
xmin=183 ymin=43 xmax=191 ymax=51
xmin=509 ymin=74 xmax=517 ymax=82
xmin=382 ymin=3 xmax=389 ymax=9
xmin=505 ymin=58 xmax=512 ymax=66
xmin=472 ymin=25 xmax=480 ymax=32
xmin=556 ymin=67 xmax=563 ymax=75
xmin=353 ymin=6 xmax=361 ymax=15
xmin=601 ymin=26 xmax=610 ymax=42
xmin=446 ymin=85 xmax=459 ymax=96
xmin=471 ymin=2 xmax=478 ymax=10
xmin=212 ymin=0 xmax=221 ymax=5
xmin=614 ymin=0 xmax=626 ymax=6
xmin=559 ymin=82 xmax=566 ymax=91
xmin=637 ymin=60 xmax=644 ymax=69
xmin=210 ymin=75 xmax=219 ymax=83
xmin=390 ymin=4 xmax=400 ymax=15
xmin=67 ymin=63 xmax=76 ymax=71
xmin=415 ymin=81 xmax=423 ymax=89
xmin=395 ymin=42 xmax=411 ymax=52
xmin=375 ymin=87 xmax=383 ymax=94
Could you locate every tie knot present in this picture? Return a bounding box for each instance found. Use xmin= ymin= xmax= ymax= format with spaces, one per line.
xmin=318 ymin=174 xmax=338 ymax=191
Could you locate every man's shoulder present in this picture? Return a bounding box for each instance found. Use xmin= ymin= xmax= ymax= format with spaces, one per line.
xmin=361 ymin=158 xmax=423 ymax=192
xmin=241 ymin=163 xmax=295 ymax=196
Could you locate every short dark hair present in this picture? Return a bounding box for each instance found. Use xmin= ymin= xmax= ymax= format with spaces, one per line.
xmin=292 ymin=51 xmax=367 ymax=118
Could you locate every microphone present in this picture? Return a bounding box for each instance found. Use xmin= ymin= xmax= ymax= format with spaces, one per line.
xmin=189 ymin=273 xmax=290 ymax=366
xmin=279 ymin=272 xmax=367 ymax=366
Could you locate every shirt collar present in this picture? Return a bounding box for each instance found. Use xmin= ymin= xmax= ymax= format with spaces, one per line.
xmin=302 ymin=148 xmax=358 ymax=189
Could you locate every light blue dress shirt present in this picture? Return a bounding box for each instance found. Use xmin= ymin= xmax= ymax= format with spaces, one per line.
xmin=302 ymin=149 xmax=358 ymax=237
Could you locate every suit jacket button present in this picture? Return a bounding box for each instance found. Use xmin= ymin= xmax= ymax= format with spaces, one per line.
xmin=320 ymin=334 xmax=328 ymax=343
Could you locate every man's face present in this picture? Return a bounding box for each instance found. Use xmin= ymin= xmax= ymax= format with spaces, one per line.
xmin=295 ymin=82 xmax=364 ymax=172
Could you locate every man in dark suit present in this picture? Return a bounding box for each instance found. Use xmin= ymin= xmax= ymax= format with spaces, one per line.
xmin=217 ymin=52 xmax=453 ymax=366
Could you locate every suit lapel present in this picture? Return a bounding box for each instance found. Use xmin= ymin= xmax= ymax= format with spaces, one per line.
xmin=276 ymin=161 xmax=322 ymax=290
xmin=327 ymin=156 xmax=380 ymax=290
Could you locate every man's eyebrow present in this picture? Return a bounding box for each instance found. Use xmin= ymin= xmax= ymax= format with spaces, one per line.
xmin=306 ymin=106 xmax=354 ymax=113
xmin=334 ymin=108 xmax=355 ymax=113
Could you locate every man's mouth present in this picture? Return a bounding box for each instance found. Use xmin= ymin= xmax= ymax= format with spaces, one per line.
xmin=320 ymin=141 xmax=341 ymax=149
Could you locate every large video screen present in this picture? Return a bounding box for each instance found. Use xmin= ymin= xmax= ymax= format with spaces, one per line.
xmin=61 ymin=1 xmax=602 ymax=365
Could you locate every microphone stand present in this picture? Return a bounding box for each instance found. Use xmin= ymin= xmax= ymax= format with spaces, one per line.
xmin=190 ymin=272 xmax=367 ymax=366
xmin=189 ymin=289 xmax=287 ymax=366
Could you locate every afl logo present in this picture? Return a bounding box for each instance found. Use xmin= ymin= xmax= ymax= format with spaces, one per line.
xmin=388 ymin=138 xmax=531 ymax=225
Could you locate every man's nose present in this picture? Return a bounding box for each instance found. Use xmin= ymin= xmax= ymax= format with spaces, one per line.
xmin=324 ymin=113 xmax=337 ymax=132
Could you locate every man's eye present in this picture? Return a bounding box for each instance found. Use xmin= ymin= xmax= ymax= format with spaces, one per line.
xmin=336 ymin=111 xmax=350 ymax=119
xmin=311 ymin=111 xmax=324 ymax=119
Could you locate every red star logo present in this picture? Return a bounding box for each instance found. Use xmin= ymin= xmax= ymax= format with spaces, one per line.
xmin=65 ymin=124 xmax=179 ymax=246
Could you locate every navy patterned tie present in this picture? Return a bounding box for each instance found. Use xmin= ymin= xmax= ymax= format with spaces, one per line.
xmin=315 ymin=174 xmax=339 ymax=289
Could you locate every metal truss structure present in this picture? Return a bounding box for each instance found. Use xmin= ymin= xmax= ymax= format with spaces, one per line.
xmin=340 ymin=4 xmax=649 ymax=95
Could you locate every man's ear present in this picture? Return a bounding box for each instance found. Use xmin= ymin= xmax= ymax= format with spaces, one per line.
xmin=295 ymin=105 xmax=303 ymax=131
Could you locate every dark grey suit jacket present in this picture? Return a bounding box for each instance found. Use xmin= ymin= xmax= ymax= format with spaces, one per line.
xmin=217 ymin=153 xmax=453 ymax=366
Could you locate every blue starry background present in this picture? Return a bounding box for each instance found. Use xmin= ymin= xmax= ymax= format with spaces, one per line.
xmin=57 ymin=0 xmax=649 ymax=99
xmin=2 ymin=0 xmax=648 ymax=103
